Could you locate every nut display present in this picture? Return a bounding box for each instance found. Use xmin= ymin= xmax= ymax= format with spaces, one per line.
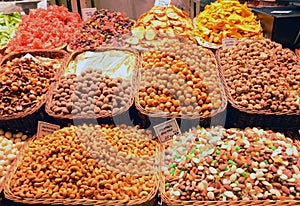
xmin=0 ymin=56 xmax=61 ymax=116
xmin=0 ymin=129 xmax=28 ymax=187
xmin=69 ymin=9 xmax=135 ymax=51
xmin=48 ymin=69 xmax=132 ymax=117
xmin=9 ymin=124 xmax=158 ymax=201
xmin=138 ymin=37 xmax=223 ymax=116
xmin=132 ymin=4 xmax=194 ymax=42
xmin=162 ymin=126 xmax=300 ymax=201
xmin=194 ymin=0 xmax=263 ymax=46
xmin=219 ymin=38 xmax=300 ymax=112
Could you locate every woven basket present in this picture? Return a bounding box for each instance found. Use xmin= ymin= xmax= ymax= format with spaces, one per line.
xmin=4 ymin=134 xmax=159 ymax=205
xmin=45 ymin=47 xmax=141 ymax=127
xmin=216 ymin=49 xmax=300 ymax=129
xmin=0 ymin=137 xmax=31 ymax=194
xmin=135 ymin=48 xmax=227 ymax=131
xmin=159 ymin=140 xmax=300 ymax=206
xmin=0 ymin=50 xmax=69 ymax=134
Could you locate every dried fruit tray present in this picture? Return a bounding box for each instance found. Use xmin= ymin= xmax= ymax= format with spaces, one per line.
xmin=0 ymin=50 xmax=69 ymax=134
xmin=4 ymin=125 xmax=159 ymax=205
xmin=216 ymin=40 xmax=300 ymax=129
xmin=45 ymin=47 xmax=141 ymax=126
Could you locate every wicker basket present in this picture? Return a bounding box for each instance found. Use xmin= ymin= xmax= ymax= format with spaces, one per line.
xmin=4 ymin=134 xmax=159 ymax=205
xmin=159 ymin=140 xmax=300 ymax=206
xmin=216 ymin=50 xmax=300 ymax=129
xmin=0 ymin=50 xmax=69 ymax=135
xmin=0 ymin=137 xmax=31 ymax=194
xmin=45 ymin=47 xmax=141 ymax=127
xmin=135 ymin=47 xmax=227 ymax=132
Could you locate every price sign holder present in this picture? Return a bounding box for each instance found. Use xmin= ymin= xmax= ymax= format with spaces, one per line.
xmin=37 ymin=121 xmax=60 ymax=138
xmin=154 ymin=0 xmax=171 ymax=7
xmin=154 ymin=119 xmax=182 ymax=143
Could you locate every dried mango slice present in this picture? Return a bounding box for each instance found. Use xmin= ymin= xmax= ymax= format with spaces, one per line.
xmin=194 ymin=0 xmax=263 ymax=45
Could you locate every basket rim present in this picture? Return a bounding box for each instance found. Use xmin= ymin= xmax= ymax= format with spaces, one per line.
xmin=216 ymin=49 xmax=300 ymax=116
xmin=45 ymin=47 xmax=141 ymax=120
xmin=0 ymin=49 xmax=69 ymax=121
xmin=4 ymin=132 xmax=159 ymax=205
xmin=135 ymin=46 xmax=227 ymax=120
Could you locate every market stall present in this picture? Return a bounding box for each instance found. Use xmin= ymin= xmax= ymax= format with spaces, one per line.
xmin=0 ymin=0 xmax=299 ymax=205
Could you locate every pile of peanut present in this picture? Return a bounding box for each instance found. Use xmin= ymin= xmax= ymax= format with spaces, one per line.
xmin=10 ymin=124 xmax=158 ymax=201
xmin=163 ymin=126 xmax=300 ymax=201
xmin=48 ymin=68 xmax=132 ymax=117
xmin=219 ymin=39 xmax=300 ymax=112
xmin=138 ymin=37 xmax=223 ymax=116
xmin=0 ymin=129 xmax=29 ymax=186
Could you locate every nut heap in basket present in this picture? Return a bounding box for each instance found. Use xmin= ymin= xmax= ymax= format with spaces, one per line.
xmin=137 ymin=37 xmax=225 ymax=118
xmin=219 ymin=38 xmax=300 ymax=113
xmin=0 ymin=55 xmax=62 ymax=117
xmin=162 ymin=126 xmax=300 ymax=201
xmin=6 ymin=124 xmax=158 ymax=204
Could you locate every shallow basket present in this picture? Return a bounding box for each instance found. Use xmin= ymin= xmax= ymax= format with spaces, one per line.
xmin=0 ymin=137 xmax=31 ymax=194
xmin=216 ymin=49 xmax=300 ymax=130
xmin=4 ymin=134 xmax=159 ymax=205
xmin=45 ymin=47 xmax=141 ymax=127
xmin=134 ymin=48 xmax=227 ymax=132
xmin=0 ymin=50 xmax=69 ymax=135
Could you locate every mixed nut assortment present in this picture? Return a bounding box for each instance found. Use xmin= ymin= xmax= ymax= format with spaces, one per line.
xmin=69 ymin=9 xmax=135 ymax=51
xmin=219 ymin=39 xmax=300 ymax=112
xmin=0 ymin=129 xmax=29 ymax=188
xmin=138 ymin=37 xmax=224 ymax=116
xmin=162 ymin=126 xmax=300 ymax=201
xmin=48 ymin=69 xmax=132 ymax=117
xmin=9 ymin=124 xmax=157 ymax=201
xmin=0 ymin=56 xmax=61 ymax=116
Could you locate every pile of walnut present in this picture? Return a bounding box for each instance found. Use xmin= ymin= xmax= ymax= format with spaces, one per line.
xmin=219 ymin=39 xmax=300 ymax=112
xmin=9 ymin=124 xmax=158 ymax=201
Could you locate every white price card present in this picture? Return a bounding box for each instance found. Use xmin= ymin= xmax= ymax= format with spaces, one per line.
xmin=222 ymin=38 xmax=237 ymax=49
xmin=81 ymin=8 xmax=97 ymax=22
xmin=154 ymin=119 xmax=181 ymax=143
xmin=37 ymin=0 xmax=47 ymax=9
xmin=154 ymin=0 xmax=171 ymax=7
xmin=37 ymin=121 xmax=60 ymax=138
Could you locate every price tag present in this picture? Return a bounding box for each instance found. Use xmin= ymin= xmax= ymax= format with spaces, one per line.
xmin=154 ymin=119 xmax=181 ymax=143
xmin=222 ymin=38 xmax=237 ymax=49
xmin=154 ymin=0 xmax=171 ymax=7
xmin=81 ymin=8 xmax=97 ymax=22
xmin=37 ymin=0 xmax=47 ymax=9
xmin=37 ymin=121 xmax=60 ymax=138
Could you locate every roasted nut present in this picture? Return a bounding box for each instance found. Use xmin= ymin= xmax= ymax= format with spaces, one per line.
xmin=138 ymin=37 xmax=223 ymax=116
xmin=49 ymin=69 xmax=132 ymax=116
xmin=220 ymin=39 xmax=300 ymax=112
xmin=163 ymin=126 xmax=300 ymax=201
xmin=10 ymin=124 xmax=158 ymax=201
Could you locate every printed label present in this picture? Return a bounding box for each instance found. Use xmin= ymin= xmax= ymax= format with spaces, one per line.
xmin=154 ymin=0 xmax=171 ymax=7
xmin=81 ymin=8 xmax=97 ymax=22
xmin=37 ymin=121 xmax=60 ymax=138
xmin=37 ymin=0 xmax=47 ymax=9
xmin=154 ymin=119 xmax=181 ymax=143
xmin=222 ymin=38 xmax=237 ymax=49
